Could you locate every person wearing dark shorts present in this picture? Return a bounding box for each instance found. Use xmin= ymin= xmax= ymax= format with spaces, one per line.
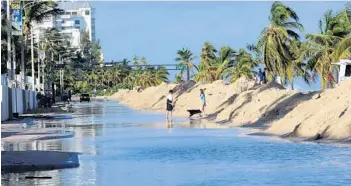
xmin=166 ymin=90 xmax=174 ymax=121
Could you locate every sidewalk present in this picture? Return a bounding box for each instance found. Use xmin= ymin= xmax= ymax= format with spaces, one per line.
xmin=1 ymin=122 xmax=74 ymax=142
xmin=2 ymin=151 xmax=80 ymax=173
xmin=1 ymin=113 xmax=78 ymax=173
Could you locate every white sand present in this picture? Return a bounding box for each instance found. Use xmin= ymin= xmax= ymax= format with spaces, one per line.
xmin=109 ymin=79 xmax=351 ymax=141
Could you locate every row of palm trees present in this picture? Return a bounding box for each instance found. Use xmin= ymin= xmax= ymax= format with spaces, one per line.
xmin=174 ymin=2 xmax=351 ymax=89
xmin=5 ymin=1 xmax=348 ymax=95
xmin=74 ymin=57 xmax=169 ymax=95
xmin=176 ymin=45 xmax=258 ymax=84
xmin=75 ymin=1 xmax=350 ymax=95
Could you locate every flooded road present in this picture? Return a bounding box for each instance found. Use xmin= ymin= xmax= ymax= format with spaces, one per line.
xmin=2 ymin=100 xmax=351 ymax=186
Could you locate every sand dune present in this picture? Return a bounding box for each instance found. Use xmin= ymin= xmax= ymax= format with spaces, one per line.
xmin=109 ymin=78 xmax=351 ymax=142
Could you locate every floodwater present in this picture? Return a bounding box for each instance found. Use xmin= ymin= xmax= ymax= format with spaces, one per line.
xmin=2 ymin=100 xmax=351 ymax=186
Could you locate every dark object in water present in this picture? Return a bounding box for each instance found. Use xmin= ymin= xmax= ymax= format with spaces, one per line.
xmin=187 ymin=109 xmax=202 ymax=117
xmin=25 ymin=176 xmax=52 ymax=179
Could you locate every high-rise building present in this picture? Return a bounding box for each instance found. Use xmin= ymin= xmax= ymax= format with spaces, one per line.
xmin=33 ymin=1 xmax=96 ymax=48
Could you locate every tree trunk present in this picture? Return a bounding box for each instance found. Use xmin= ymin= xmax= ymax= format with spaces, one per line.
xmin=186 ymin=65 xmax=190 ymax=81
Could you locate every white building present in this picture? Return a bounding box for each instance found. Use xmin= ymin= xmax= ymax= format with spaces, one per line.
xmin=33 ymin=1 xmax=96 ymax=48
xmin=331 ymin=59 xmax=351 ymax=84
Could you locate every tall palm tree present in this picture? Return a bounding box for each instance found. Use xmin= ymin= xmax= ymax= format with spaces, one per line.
xmin=195 ymin=42 xmax=217 ymax=82
xmin=175 ymin=48 xmax=196 ymax=81
xmin=40 ymin=28 xmax=66 ymax=100
xmin=304 ymin=8 xmax=351 ymax=88
xmin=257 ymin=1 xmax=303 ymax=86
xmin=22 ymin=0 xmax=63 ymax=85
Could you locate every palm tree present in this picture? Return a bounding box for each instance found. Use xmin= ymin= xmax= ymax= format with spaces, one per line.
xmin=40 ymin=28 xmax=66 ymax=100
xmin=212 ymin=46 xmax=237 ymax=81
xmin=154 ymin=66 xmax=169 ymax=84
xmin=88 ymin=70 xmax=98 ymax=88
xmin=195 ymin=42 xmax=217 ymax=82
xmin=111 ymin=66 xmax=124 ymax=85
xmin=257 ymin=1 xmax=304 ymax=86
xmin=334 ymin=36 xmax=351 ymax=60
xmin=141 ymin=57 xmax=147 ymax=65
xmin=223 ymin=49 xmax=257 ymax=83
xmin=175 ymin=48 xmax=196 ymax=81
xmin=132 ymin=55 xmax=139 ymax=65
xmin=304 ymin=8 xmax=351 ymax=88
xmin=22 ymin=1 xmax=63 ymax=86
xmin=195 ymin=45 xmax=237 ymax=83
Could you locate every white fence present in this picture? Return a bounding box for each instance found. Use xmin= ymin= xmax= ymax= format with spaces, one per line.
xmin=1 ymin=74 xmax=38 ymax=121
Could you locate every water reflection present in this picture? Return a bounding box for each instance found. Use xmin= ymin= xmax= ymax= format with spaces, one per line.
xmin=3 ymin=101 xmax=351 ymax=186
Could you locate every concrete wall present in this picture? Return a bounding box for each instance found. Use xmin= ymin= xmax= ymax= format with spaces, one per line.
xmin=1 ymin=74 xmax=38 ymax=121
xmin=1 ymin=86 xmax=9 ymax=121
xmin=1 ymin=87 xmax=37 ymax=121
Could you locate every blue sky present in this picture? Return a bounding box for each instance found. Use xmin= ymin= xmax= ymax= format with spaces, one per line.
xmin=91 ymin=1 xmax=348 ymax=91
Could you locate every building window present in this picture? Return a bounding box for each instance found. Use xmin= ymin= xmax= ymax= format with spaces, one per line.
xmin=72 ymin=11 xmax=77 ymax=15
xmin=75 ymin=26 xmax=80 ymax=29
xmin=65 ymin=12 xmax=70 ymax=15
xmin=61 ymin=27 xmax=65 ymax=30
xmin=85 ymin=10 xmax=90 ymax=15
xmin=75 ymin=20 xmax=80 ymax=24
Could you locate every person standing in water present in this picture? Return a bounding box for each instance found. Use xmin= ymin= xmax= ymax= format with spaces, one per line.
xmin=166 ymin=90 xmax=174 ymax=121
xmin=200 ymin=89 xmax=206 ymax=116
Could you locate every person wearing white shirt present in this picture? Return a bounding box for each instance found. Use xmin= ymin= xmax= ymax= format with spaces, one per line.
xmin=166 ymin=90 xmax=174 ymax=121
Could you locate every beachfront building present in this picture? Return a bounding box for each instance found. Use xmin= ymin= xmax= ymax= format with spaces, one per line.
xmin=32 ymin=1 xmax=96 ymax=48
xmin=331 ymin=59 xmax=351 ymax=84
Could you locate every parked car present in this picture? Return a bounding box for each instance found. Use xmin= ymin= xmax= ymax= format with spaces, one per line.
xmin=80 ymin=94 xmax=90 ymax=102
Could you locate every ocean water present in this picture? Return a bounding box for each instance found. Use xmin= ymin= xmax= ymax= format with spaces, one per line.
xmin=2 ymin=100 xmax=351 ymax=186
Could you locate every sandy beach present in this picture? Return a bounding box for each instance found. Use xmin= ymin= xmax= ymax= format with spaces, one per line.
xmin=108 ymin=79 xmax=351 ymax=142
